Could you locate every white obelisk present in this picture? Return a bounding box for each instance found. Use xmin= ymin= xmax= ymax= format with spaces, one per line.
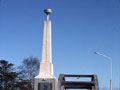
xmin=34 ymin=9 xmax=56 ymax=90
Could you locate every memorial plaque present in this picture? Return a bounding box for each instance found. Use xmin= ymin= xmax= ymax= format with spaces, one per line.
xmin=38 ymin=83 xmax=52 ymax=90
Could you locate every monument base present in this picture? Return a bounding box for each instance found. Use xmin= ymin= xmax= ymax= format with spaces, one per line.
xmin=34 ymin=77 xmax=57 ymax=90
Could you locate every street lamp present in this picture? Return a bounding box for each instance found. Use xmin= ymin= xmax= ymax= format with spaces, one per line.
xmin=94 ymin=51 xmax=112 ymax=90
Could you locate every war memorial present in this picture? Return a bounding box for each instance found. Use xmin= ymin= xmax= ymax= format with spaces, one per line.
xmin=34 ymin=9 xmax=99 ymax=90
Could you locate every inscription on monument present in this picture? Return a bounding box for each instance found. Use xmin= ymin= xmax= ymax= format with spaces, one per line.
xmin=38 ymin=83 xmax=52 ymax=90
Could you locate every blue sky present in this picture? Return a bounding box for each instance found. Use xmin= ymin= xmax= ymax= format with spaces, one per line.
xmin=0 ymin=0 xmax=120 ymax=89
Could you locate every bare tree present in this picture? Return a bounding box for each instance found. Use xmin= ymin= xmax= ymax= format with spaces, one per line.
xmin=18 ymin=56 xmax=40 ymax=90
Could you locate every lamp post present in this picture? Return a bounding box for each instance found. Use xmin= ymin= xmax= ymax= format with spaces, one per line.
xmin=94 ymin=52 xmax=112 ymax=90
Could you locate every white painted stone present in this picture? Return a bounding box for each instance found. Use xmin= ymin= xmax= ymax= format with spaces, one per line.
xmin=35 ymin=20 xmax=54 ymax=78
xmin=34 ymin=11 xmax=56 ymax=90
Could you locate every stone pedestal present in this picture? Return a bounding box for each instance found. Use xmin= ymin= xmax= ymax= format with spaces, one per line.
xmin=34 ymin=78 xmax=56 ymax=90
